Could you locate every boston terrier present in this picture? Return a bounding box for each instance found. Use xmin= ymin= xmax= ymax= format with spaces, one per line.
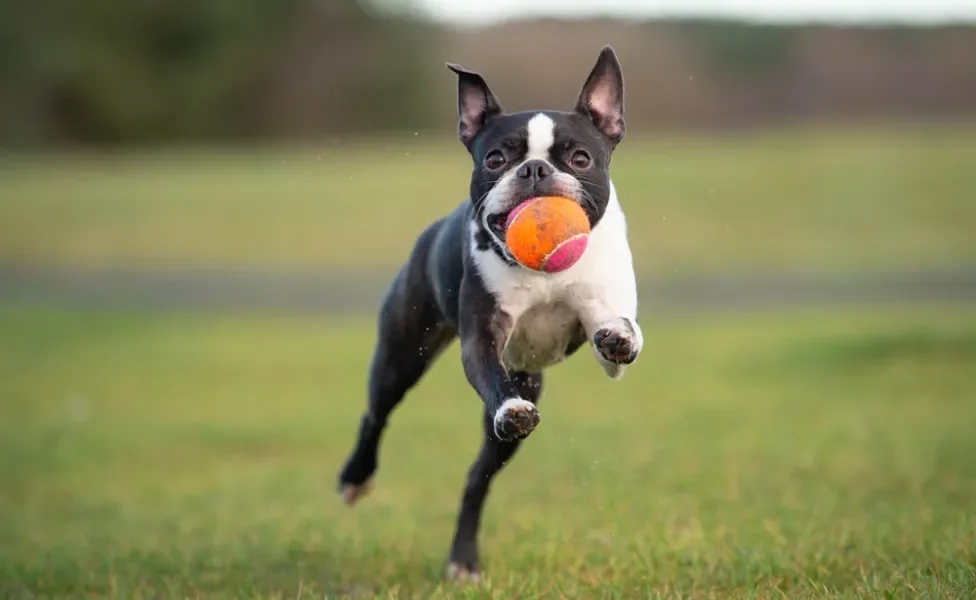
xmin=338 ymin=46 xmax=642 ymax=581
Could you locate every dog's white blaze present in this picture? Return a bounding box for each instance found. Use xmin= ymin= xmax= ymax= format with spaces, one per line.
xmin=471 ymin=181 xmax=643 ymax=378
xmin=526 ymin=113 xmax=556 ymax=161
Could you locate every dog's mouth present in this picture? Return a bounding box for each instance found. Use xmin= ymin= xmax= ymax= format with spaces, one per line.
xmin=485 ymin=198 xmax=538 ymax=237
xmin=485 ymin=212 xmax=508 ymax=236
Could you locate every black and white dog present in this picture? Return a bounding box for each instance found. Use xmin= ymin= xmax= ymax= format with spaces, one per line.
xmin=338 ymin=46 xmax=642 ymax=581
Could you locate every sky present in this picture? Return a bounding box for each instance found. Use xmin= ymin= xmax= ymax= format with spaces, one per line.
xmin=404 ymin=0 xmax=976 ymax=25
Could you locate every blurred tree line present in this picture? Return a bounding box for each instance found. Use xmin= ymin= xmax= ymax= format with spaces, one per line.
xmin=1 ymin=0 xmax=974 ymax=146
xmin=0 ymin=0 xmax=435 ymax=144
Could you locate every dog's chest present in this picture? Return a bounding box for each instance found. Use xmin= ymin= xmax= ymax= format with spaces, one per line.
xmin=490 ymin=272 xmax=583 ymax=373
xmin=502 ymin=300 xmax=580 ymax=373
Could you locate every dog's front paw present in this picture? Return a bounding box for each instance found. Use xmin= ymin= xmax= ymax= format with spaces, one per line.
xmin=594 ymin=318 xmax=641 ymax=366
xmin=493 ymin=398 xmax=540 ymax=442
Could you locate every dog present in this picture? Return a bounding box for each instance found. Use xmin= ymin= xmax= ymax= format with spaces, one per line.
xmin=337 ymin=46 xmax=642 ymax=581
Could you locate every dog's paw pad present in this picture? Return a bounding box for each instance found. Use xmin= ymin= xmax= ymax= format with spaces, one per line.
xmin=594 ymin=322 xmax=640 ymax=365
xmin=445 ymin=562 xmax=482 ymax=585
xmin=493 ymin=398 xmax=540 ymax=441
xmin=339 ymin=479 xmax=372 ymax=507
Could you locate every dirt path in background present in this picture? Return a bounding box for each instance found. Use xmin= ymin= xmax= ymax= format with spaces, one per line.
xmin=1 ymin=264 xmax=974 ymax=314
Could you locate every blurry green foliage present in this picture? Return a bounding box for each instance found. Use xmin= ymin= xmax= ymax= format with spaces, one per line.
xmin=0 ymin=2 xmax=973 ymax=146
xmin=0 ymin=0 xmax=416 ymax=144
xmin=672 ymin=20 xmax=797 ymax=79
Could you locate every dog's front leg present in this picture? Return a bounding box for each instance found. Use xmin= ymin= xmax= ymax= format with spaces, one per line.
xmin=573 ymin=285 xmax=643 ymax=380
xmin=460 ymin=319 xmax=541 ymax=441
xmin=459 ymin=283 xmax=539 ymax=442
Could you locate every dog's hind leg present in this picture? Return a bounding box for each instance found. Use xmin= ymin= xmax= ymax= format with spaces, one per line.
xmin=446 ymin=370 xmax=543 ymax=582
xmin=338 ymin=266 xmax=455 ymax=507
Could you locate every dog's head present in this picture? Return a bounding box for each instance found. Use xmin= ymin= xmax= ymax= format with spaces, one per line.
xmin=448 ymin=46 xmax=625 ymax=257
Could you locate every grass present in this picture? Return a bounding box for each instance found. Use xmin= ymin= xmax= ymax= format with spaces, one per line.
xmin=2 ymin=306 xmax=975 ymax=598
xmin=2 ymin=125 xmax=975 ymax=276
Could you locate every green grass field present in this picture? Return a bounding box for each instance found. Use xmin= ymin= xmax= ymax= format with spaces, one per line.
xmin=2 ymin=125 xmax=975 ymax=276
xmin=2 ymin=307 xmax=975 ymax=599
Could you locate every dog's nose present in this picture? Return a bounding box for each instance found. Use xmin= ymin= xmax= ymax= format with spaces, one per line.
xmin=516 ymin=160 xmax=553 ymax=183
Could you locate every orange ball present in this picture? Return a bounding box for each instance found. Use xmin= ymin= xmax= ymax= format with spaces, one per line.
xmin=504 ymin=196 xmax=591 ymax=273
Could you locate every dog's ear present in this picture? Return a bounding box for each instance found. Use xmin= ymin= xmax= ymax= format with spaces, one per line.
xmin=575 ymin=46 xmax=625 ymax=146
xmin=447 ymin=63 xmax=503 ymax=148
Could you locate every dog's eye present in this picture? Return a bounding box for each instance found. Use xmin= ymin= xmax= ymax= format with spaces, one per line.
xmin=485 ymin=151 xmax=506 ymax=170
xmin=570 ymin=150 xmax=592 ymax=170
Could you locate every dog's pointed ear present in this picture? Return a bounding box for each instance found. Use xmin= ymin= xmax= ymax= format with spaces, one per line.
xmin=575 ymin=46 xmax=625 ymax=146
xmin=447 ymin=63 xmax=503 ymax=148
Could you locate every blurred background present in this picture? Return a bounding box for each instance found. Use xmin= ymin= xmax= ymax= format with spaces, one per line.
xmin=2 ymin=1 xmax=976 ymax=597
xmin=1 ymin=0 xmax=974 ymax=299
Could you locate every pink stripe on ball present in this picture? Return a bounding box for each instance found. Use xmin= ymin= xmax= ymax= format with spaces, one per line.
xmin=542 ymin=235 xmax=589 ymax=273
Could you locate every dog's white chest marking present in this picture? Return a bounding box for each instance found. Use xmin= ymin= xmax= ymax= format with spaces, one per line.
xmin=471 ymin=182 xmax=639 ymax=375
xmin=502 ymin=301 xmax=579 ymax=372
